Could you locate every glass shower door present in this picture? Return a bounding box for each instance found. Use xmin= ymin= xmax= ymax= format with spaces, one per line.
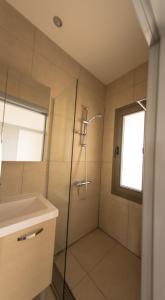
xmin=47 ymin=80 xmax=78 ymax=299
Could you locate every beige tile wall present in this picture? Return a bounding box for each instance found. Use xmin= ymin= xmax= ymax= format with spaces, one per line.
xmin=0 ymin=161 xmax=47 ymax=197
xmin=0 ymin=1 xmax=105 ymax=252
xmin=6 ymin=67 xmax=51 ymax=110
xmin=68 ymin=79 xmax=105 ymax=245
xmin=99 ymin=63 xmax=148 ymax=256
xmin=0 ymin=1 xmax=147 ymax=256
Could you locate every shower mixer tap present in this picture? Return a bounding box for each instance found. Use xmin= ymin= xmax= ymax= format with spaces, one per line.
xmin=73 ymin=180 xmax=92 ymax=200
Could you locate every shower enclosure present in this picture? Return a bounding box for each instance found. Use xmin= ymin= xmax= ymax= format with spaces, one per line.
xmin=48 ymin=81 xmax=103 ymax=300
xmin=49 ymin=67 xmax=146 ymax=300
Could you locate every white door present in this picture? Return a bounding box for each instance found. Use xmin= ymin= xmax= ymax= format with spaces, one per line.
xmin=132 ymin=1 xmax=165 ymax=300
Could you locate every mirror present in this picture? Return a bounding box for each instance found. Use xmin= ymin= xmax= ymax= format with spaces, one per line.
xmin=0 ymin=62 xmax=51 ymax=162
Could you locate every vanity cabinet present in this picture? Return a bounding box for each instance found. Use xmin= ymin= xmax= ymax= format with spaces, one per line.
xmin=0 ymin=219 xmax=56 ymax=300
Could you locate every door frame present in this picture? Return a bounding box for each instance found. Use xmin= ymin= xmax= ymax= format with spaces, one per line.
xmin=132 ymin=1 xmax=160 ymax=300
xmin=141 ymin=42 xmax=159 ymax=300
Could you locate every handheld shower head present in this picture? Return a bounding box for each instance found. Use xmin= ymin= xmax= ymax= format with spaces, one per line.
xmin=81 ymin=109 xmax=103 ymax=146
xmin=87 ymin=113 xmax=102 ymax=124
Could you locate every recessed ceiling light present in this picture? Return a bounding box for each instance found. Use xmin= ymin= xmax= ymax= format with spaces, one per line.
xmin=53 ymin=16 xmax=63 ymax=28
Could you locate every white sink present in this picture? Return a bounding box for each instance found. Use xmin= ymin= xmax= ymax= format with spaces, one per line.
xmin=0 ymin=193 xmax=58 ymax=238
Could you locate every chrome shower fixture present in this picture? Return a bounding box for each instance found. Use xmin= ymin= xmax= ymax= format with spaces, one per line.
xmin=73 ymin=107 xmax=102 ymax=200
xmin=73 ymin=180 xmax=92 ymax=187
xmin=53 ymin=16 xmax=63 ymax=28
xmin=85 ymin=113 xmax=103 ymax=124
xmin=80 ymin=107 xmax=102 ymax=147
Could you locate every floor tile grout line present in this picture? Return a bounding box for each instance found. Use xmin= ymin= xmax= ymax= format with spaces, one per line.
xmin=67 ymin=228 xmax=100 ymax=250
xmin=67 ymin=231 xmax=120 ymax=297
xmin=72 ymin=273 xmax=107 ymax=300
xmin=69 ymin=249 xmax=108 ymax=300
xmin=87 ymin=273 xmax=108 ymax=300
xmin=88 ymin=245 xmax=141 ymax=300
xmin=65 ymin=229 xmax=140 ymax=300
xmin=55 ymin=251 xmax=87 ymax=293
xmin=69 ymin=263 xmax=107 ymax=300
xmin=68 ymin=230 xmax=120 ymax=276
xmin=100 ymin=227 xmax=141 ymax=259
xmin=64 ymin=233 xmax=114 ymax=290
xmin=65 ymin=250 xmax=87 ymax=291
xmin=88 ymin=243 xmax=119 ymax=272
xmin=70 ymin=240 xmax=119 ymax=275
xmin=71 ymin=272 xmax=87 ymax=292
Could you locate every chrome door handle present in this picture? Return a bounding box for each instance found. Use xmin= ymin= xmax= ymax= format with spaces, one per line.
xmin=17 ymin=228 xmax=44 ymax=241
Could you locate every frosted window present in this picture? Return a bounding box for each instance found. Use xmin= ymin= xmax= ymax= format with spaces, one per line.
xmin=120 ymin=111 xmax=145 ymax=191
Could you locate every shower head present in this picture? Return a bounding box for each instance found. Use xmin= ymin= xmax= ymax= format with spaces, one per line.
xmin=87 ymin=114 xmax=102 ymax=124
xmin=81 ymin=111 xmax=102 ymax=146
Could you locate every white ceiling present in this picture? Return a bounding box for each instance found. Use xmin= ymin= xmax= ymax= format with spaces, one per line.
xmin=7 ymin=0 xmax=148 ymax=84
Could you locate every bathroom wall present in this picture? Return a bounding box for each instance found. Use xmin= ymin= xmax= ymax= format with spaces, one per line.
xmin=99 ymin=63 xmax=148 ymax=256
xmin=0 ymin=1 xmax=105 ymax=248
xmin=68 ymin=74 xmax=105 ymax=244
xmin=0 ymin=1 xmax=147 ymax=256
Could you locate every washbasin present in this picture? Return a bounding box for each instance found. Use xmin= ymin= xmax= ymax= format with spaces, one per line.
xmin=0 ymin=193 xmax=58 ymax=238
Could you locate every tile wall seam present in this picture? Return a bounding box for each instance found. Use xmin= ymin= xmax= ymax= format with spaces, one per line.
xmin=0 ymin=22 xmax=34 ymax=53
xmin=133 ymin=67 xmax=136 ymax=101
xmin=79 ymin=66 xmax=105 ymax=88
xmin=98 ymin=87 xmax=107 ymax=228
xmin=0 ymin=17 xmax=34 ymax=50
xmin=33 ymin=49 xmax=78 ymax=83
xmin=0 ymin=25 xmax=34 ymax=77
xmin=35 ymin=30 xmax=81 ymax=78
xmin=30 ymin=27 xmax=37 ymax=77
xmin=77 ymin=81 xmax=105 ymax=101
xmin=20 ymin=162 xmax=25 ymax=194
xmin=127 ymin=201 xmax=130 ymax=249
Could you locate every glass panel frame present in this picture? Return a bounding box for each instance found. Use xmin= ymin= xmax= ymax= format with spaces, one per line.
xmin=50 ymin=79 xmax=78 ymax=300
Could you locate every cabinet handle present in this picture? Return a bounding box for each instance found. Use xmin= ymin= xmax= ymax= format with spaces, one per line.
xmin=17 ymin=228 xmax=44 ymax=241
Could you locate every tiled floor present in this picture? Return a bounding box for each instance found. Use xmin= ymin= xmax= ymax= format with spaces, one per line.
xmin=33 ymin=287 xmax=56 ymax=300
xmin=55 ymin=229 xmax=141 ymax=300
xmin=34 ymin=287 xmax=55 ymax=300
xmin=45 ymin=287 xmax=56 ymax=300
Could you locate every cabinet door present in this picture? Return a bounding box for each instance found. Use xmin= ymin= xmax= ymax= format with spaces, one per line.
xmin=0 ymin=219 xmax=56 ymax=300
